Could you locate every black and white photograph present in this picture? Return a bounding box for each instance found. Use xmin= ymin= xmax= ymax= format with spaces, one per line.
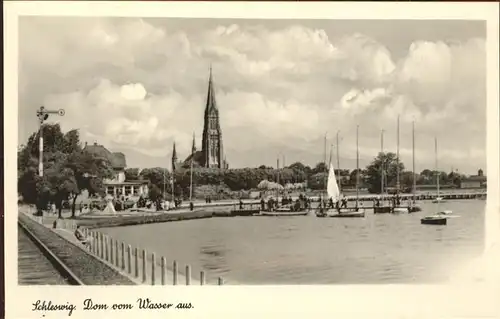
xmin=4 ymin=2 xmax=499 ymax=310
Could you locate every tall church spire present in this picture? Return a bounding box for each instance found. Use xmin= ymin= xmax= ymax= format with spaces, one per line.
xmin=201 ymin=65 xmax=225 ymax=169
xmin=205 ymin=64 xmax=218 ymax=114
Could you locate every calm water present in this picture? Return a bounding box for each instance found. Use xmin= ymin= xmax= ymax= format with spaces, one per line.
xmin=100 ymin=200 xmax=485 ymax=284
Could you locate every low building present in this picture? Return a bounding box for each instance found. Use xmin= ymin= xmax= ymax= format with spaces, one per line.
xmin=83 ymin=142 xmax=149 ymax=198
xmin=460 ymin=169 xmax=487 ymax=189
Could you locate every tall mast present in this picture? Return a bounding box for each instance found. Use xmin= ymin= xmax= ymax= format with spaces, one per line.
xmin=412 ymin=121 xmax=416 ymax=202
xmin=356 ymin=125 xmax=360 ymax=207
xmin=396 ymin=115 xmax=400 ymax=194
xmin=380 ymin=129 xmax=385 ymax=197
xmin=323 ymin=133 xmax=327 ymax=199
xmin=336 ymin=131 xmax=341 ymax=193
xmin=435 ymin=137 xmax=439 ymax=198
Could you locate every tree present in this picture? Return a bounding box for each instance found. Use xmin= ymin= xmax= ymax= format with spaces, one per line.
xmin=65 ymin=150 xmax=114 ymax=217
xmin=349 ymin=169 xmax=365 ymax=187
xmin=17 ymin=124 xmax=114 ymax=217
xmin=125 ymin=168 xmax=140 ymax=181
xmin=364 ymin=152 xmax=405 ymax=193
xmin=312 ymin=162 xmax=327 ymax=174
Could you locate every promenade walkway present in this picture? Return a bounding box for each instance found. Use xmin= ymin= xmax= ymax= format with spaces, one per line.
xmin=19 ymin=208 xmax=223 ymax=285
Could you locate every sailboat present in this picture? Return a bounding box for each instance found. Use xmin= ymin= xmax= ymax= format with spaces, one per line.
xmin=329 ymin=126 xmax=365 ymax=218
xmin=315 ymin=161 xmax=339 ymax=217
xmin=315 ymin=134 xmax=337 ymax=217
xmin=421 ymin=138 xmax=452 ymax=225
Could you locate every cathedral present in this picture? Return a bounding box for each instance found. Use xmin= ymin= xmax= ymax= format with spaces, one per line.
xmin=172 ymin=66 xmax=228 ymax=170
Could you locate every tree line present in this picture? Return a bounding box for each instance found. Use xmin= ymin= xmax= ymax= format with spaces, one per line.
xmin=18 ymin=124 xmax=470 ymax=213
xmin=131 ymin=152 xmax=466 ymax=199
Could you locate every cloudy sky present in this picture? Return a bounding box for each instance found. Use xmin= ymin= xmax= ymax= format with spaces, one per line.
xmin=18 ymin=17 xmax=486 ymax=174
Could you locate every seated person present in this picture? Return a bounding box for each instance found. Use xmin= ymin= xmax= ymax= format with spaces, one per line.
xmin=74 ymin=226 xmax=91 ymax=248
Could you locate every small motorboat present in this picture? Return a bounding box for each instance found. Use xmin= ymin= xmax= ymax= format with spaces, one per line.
xmin=421 ymin=215 xmax=447 ymax=225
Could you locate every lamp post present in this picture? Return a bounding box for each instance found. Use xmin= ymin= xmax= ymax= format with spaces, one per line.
xmin=36 ymin=106 xmax=65 ymax=177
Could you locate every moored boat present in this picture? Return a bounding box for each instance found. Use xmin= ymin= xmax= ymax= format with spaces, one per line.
xmin=421 ymin=215 xmax=447 ymax=225
xmin=421 ymin=138 xmax=452 ymax=225
xmin=260 ymin=209 xmax=309 ymax=217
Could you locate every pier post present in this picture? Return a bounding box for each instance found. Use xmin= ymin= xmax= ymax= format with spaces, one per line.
xmin=161 ymin=257 xmax=166 ymax=285
xmin=218 ymin=277 xmax=224 ymax=285
xmin=142 ymin=249 xmax=147 ymax=283
xmin=109 ymin=238 xmax=114 ymax=264
xmin=127 ymin=245 xmax=132 ymax=274
xmin=92 ymin=232 xmax=97 ymax=254
xmin=104 ymin=236 xmax=109 ymax=262
xmin=121 ymin=242 xmax=125 ymax=270
xmin=96 ymin=233 xmax=100 ymax=257
xmin=115 ymin=241 xmax=119 ymax=267
xmin=99 ymin=233 xmax=104 ymax=259
xmin=89 ymin=232 xmax=93 ymax=253
xmin=134 ymin=247 xmax=139 ymax=278
xmin=185 ymin=265 xmax=191 ymax=285
xmin=200 ymin=271 xmax=205 ymax=285
xmin=173 ymin=261 xmax=178 ymax=285
xmin=151 ymin=253 xmax=156 ymax=285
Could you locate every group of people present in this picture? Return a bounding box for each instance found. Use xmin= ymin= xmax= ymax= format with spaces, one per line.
xmin=373 ymin=195 xmax=414 ymax=208
xmin=258 ymin=194 xmax=312 ymax=212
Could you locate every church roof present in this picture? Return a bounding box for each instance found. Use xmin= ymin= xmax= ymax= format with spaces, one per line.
xmin=83 ymin=142 xmax=127 ymax=169
xmin=183 ymin=150 xmax=205 ymax=167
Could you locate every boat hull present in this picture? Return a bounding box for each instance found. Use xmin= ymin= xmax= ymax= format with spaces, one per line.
xmin=259 ymin=210 xmax=309 ymax=217
xmin=317 ymin=208 xmax=365 ymax=218
xmin=331 ymin=211 xmax=365 ymax=218
xmin=421 ymin=217 xmax=447 ymax=225
xmin=229 ymin=209 xmax=261 ymax=216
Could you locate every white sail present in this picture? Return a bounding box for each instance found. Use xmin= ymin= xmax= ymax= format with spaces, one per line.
xmin=327 ymin=162 xmax=341 ymax=202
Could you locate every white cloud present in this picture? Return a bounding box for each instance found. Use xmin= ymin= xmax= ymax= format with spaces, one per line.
xmin=19 ymin=18 xmax=486 ymax=173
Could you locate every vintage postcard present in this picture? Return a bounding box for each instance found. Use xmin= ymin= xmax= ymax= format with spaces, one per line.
xmin=3 ymin=1 xmax=500 ymax=318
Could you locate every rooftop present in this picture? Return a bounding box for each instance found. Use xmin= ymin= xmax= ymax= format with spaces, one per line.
xmin=83 ymin=142 xmax=127 ymax=169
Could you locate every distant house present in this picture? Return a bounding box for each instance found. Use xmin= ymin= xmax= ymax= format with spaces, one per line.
xmin=83 ymin=142 xmax=149 ymax=198
xmin=460 ymin=169 xmax=487 ymax=189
